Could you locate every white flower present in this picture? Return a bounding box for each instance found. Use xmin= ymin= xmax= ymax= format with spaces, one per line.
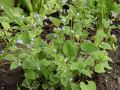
xmin=64 ymin=69 xmax=67 ymax=73
xmin=37 ymin=67 xmax=41 ymax=70
xmin=84 ymin=0 xmax=87 ymax=3
xmin=38 ymin=19 xmax=41 ymax=22
xmin=17 ymin=39 xmax=23 ymax=44
xmin=77 ymin=13 xmax=80 ymax=16
xmin=69 ymin=78 xmax=73 ymax=81
xmin=47 ymin=2 xmax=51 ymax=7
xmin=44 ymin=22 xmax=48 ymax=26
xmin=57 ymin=28 xmax=62 ymax=31
xmin=62 ymin=0 xmax=68 ymax=4
xmin=33 ymin=23 xmax=36 ymax=27
xmin=27 ymin=45 xmax=32 ymax=49
xmin=34 ymin=13 xmax=40 ymax=19
xmin=61 ymin=18 xmax=66 ymax=22
xmin=67 ymin=10 xmax=69 ymax=13
xmin=44 ymin=16 xmax=47 ymax=19
xmin=64 ymin=58 xmax=69 ymax=63
xmin=54 ymin=34 xmax=58 ymax=38
xmin=53 ymin=49 xmax=57 ymax=53
xmin=1 ymin=50 xmax=4 ymax=54
xmin=110 ymin=21 xmax=113 ymax=24
xmin=0 ymin=6 xmax=4 ymax=10
xmin=71 ymin=30 xmax=74 ymax=33
xmin=70 ymin=67 xmax=73 ymax=70
xmin=93 ymin=21 xmax=96 ymax=24
xmin=111 ymin=11 xmax=117 ymax=17
xmin=31 ymin=38 xmax=34 ymax=41
xmin=18 ymin=62 xmax=21 ymax=66
xmin=21 ymin=15 xmax=25 ymax=19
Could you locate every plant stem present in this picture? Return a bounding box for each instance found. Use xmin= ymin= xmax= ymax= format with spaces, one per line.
xmin=0 ymin=36 xmax=16 ymax=60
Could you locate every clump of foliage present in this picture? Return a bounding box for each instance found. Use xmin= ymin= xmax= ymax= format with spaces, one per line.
xmin=0 ymin=0 xmax=120 ymax=90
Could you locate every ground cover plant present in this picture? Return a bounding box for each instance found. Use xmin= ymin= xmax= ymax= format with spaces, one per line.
xmin=0 ymin=0 xmax=120 ymax=90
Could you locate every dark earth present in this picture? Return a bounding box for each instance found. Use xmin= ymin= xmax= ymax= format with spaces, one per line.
xmin=95 ymin=29 xmax=120 ymax=90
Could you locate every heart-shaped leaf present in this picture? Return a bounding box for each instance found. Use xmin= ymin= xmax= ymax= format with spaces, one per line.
xmin=95 ymin=63 xmax=105 ymax=73
xmin=63 ymin=40 xmax=77 ymax=57
xmin=99 ymin=42 xmax=112 ymax=50
xmin=24 ymin=70 xmax=36 ymax=80
xmin=80 ymin=81 xmax=96 ymax=90
xmin=81 ymin=41 xmax=99 ymax=53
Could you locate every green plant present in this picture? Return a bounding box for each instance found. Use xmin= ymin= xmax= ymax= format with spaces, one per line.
xmin=0 ymin=0 xmax=120 ymax=90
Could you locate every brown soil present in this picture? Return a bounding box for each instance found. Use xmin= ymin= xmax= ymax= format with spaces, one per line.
xmin=95 ymin=47 xmax=120 ymax=90
xmin=95 ymin=30 xmax=120 ymax=90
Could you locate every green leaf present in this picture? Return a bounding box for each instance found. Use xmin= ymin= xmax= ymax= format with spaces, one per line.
xmin=80 ymin=81 xmax=96 ymax=90
xmin=41 ymin=67 xmax=53 ymax=79
xmin=60 ymin=77 xmax=68 ymax=87
xmin=24 ymin=70 xmax=36 ymax=80
xmin=71 ymin=83 xmax=80 ymax=90
xmin=104 ymin=62 xmax=112 ymax=69
xmin=50 ymin=17 xmax=61 ymax=27
xmin=87 ymin=81 xmax=96 ymax=90
xmin=99 ymin=42 xmax=112 ymax=50
xmin=81 ymin=69 xmax=93 ymax=78
xmin=80 ymin=82 xmax=88 ymax=90
xmin=85 ymin=56 xmax=95 ymax=67
xmin=94 ymin=30 xmax=106 ymax=46
xmin=63 ymin=40 xmax=77 ymax=57
xmin=74 ymin=22 xmax=82 ymax=36
xmin=1 ymin=22 xmax=10 ymax=30
xmin=49 ymin=73 xmax=59 ymax=84
xmin=104 ymin=56 xmax=113 ymax=62
xmin=60 ymin=71 xmax=72 ymax=87
xmin=102 ymin=19 xmax=110 ymax=29
xmin=95 ymin=63 xmax=105 ymax=73
xmin=81 ymin=41 xmax=99 ymax=53
xmin=0 ymin=0 xmax=15 ymax=7
xmin=10 ymin=62 xmax=18 ymax=70
xmin=22 ymin=57 xmax=32 ymax=69
xmin=23 ymin=0 xmax=33 ymax=12
xmin=31 ymin=81 xmax=39 ymax=89
xmin=22 ymin=79 xmax=32 ymax=88
xmin=22 ymin=33 xmax=30 ymax=44
xmin=47 ymin=33 xmax=57 ymax=39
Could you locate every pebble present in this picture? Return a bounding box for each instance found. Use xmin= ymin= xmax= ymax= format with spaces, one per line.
xmin=118 ymin=77 xmax=120 ymax=84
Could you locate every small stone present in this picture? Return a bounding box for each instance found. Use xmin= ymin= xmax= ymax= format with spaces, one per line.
xmin=118 ymin=77 xmax=120 ymax=84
